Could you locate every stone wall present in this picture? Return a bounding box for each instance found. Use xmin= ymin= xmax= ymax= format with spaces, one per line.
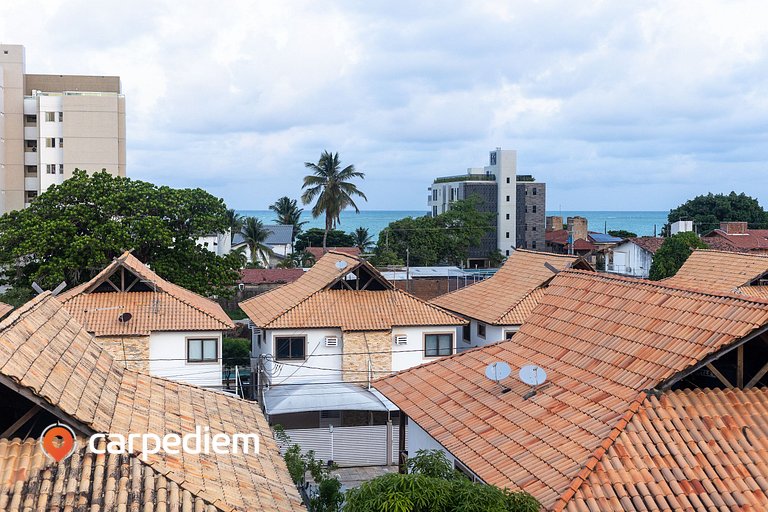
xmin=342 ymin=330 xmax=392 ymax=383
xmin=94 ymin=335 xmax=150 ymax=372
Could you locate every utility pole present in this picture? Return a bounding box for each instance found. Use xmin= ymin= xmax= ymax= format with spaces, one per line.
xmin=406 ymin=247 xmax=410 ymax=293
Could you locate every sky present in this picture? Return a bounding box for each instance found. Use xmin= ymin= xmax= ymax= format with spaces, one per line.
xmin=3 ymin=1 xmax=768 ymax=211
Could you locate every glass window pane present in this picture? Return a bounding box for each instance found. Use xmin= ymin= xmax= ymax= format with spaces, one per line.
xmin=203 ymin=339 xmax=217 ymax=360
xmin=290 ymin=338 xmax=304 ymax=359
xmin=188 ymin=339 xmax=202 ymax=361
xmin=276 ymin=338 xmax=290 ymax=359
xmin=425 ymin=335 xmax=437 ymax=356
xmin=438 ymin=334 xmax=452 ymax=355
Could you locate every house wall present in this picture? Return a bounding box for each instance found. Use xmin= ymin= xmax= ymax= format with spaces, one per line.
xmin=463 ymin=319 xmax=517 ymax=347
xmin=149 ymin=330 xmax=223 ymax=388
xmin=408 ymin=420 xmax=481 ymax=480
xmin=261 ymin=328 xmax=344 ymax=385
xmin=607 ymin=242 xmax=653 ymax=278
xmin=391 ymin=325 xmax=463 ymax=372
xmin=342 ymin=330 xmax=391 ymax=383
xmin=94 ymin=335 xmax=149 ymax=372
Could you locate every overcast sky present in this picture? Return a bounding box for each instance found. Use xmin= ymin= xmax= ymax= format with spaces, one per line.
xmin=3 ymin=1 xmax=768 ymax=211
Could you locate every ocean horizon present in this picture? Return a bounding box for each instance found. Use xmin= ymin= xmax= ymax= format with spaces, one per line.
xmin=236 ymin=209 xmax=669 ymax=240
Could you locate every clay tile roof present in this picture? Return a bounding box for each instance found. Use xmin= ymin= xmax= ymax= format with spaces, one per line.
xmin=567 ymin=387 xmax=768 ymax=512
xmin=240 ymin=268 xmax=305 ymax=285
xmin=627 ymin=236 xmax=664 ymax=254
xmin=0 ymin=293 xmax=305 ymax=511
xmin=241 ymin=252 xmax=463 ymax=330
xmin=704 ymin=229 xmax=768 ymax=250
xmin=57 ymin=251 xmax=233 ymax=336
xmin=431 ymin=249 xmax=591 ymax=325
xmin=374 ymin=271 xmax=768 ymax=510
xmin=664 ymin=249 xmax=768 ymax=294
xmin=740 ymin=286 xmax=768 ymax=299
xmin=0 ymin=302 xmax=12 ymax=319
xmin=305 ymin=246 xmax=361 ymax=261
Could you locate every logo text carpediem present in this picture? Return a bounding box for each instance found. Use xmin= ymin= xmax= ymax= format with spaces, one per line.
xmin=88 ymin=426 xmax=260 ymax=461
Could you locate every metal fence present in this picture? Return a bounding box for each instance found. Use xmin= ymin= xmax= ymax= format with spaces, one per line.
xmin=282 ymin=424 xmax=403 ymax=467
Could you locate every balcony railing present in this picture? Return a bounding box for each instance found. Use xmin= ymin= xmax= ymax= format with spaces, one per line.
xmin=434 ymin=174 xmax=496 ymax=184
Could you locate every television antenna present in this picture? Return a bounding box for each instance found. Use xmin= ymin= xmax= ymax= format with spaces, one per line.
xmin=484 ymin=361 xmax=511 ymax=393
xmin=519 ymin=364 xmax=547 ymax=400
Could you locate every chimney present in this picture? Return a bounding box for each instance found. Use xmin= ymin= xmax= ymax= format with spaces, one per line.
xmin=546 ymin=216 xmax=563 ymax=232
xmin=567 ymin=216 xmax=588 ymax=241
xmin=720 ymin=221 xmax=748 ymax=235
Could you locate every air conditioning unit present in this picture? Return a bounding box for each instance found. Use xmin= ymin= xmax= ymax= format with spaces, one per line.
xmin=325 ymin=336 xmax=339 ymax=347
xmin=394 ymin=335 xmax=408 ymax=345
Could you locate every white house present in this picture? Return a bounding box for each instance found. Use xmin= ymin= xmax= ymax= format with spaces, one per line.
xmin=431 ymin=249 xmax=592 ymax=348
xmin=197 ymin=230 xmax=232 ymax=257
xmin=605 ymin=236 xmax=663 ymax=278
xmin=58 ymin=251 xmax=234 ymax=389
xmin=240 ymin=251 xmax=466 ymax=466
xmin=232 ymin=224 xmax=294 ymax=267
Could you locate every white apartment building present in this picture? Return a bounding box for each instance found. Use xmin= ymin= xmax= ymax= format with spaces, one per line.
xmin=0 ymin=44 xmax=126 ymax=213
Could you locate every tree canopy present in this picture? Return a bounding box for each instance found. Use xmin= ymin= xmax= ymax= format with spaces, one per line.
xmin=302 ymin=151 xmax=366 ymax=248
xmin=344 ymin=450 xmax=539 ymax=512
xmin=0 ymin=170 xmax=243 ymax=297
xmin=371 ymin=197 xmax=494 ymax=266
xmin=607 ymin=229 xmax=637 ymax=239
xmin=667 ymin=192 xmax=768 ymax=234
xmin=269 ymin=196 xmax=307 ymax=242
xmin=294 ymin=228 xmax=356 ymax=252
xmin=239 ymin=217 xmax=274 ymax=265
xmin=648 ymin=232 xmax=708 ymax=281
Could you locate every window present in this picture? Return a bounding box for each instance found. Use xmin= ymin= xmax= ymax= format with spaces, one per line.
xmin=425 ymin=333 xmax=453 ymax=357
xmin=490 ymin=152 xmax=496 ymax=165
xmin=505 ymin=232 xmax=509 ymax=239
xmin=24 ymin=114 xmax=37 ymax=124
xmin=59 ymin=138 xmax=63 ymax=148
xmin=432 ymin=189 xmax=437 ymax=201
xmin=45 ymin=138 xmax=55 ymax=148
xmin=24 ymin=165 xmax=37 ymax=176
xmin=58 ymin=112 xmax=64 ymax=122
xmin=477 ymin=323 xmax=486 ymax=339
xmin=506 ymin=195 xmax=510 ymax=202
xmin=532 ymin=188 xmax=537 ymax=195
xmin=45 ymin=112 xmax=55 ymax=122
xmin=46 ymin=164 xmax=56 ymax=174
xmin=187 ymin=338 xmax=218 ymax=362
xmin=532 ymin=205 xmax=537 ymax=213
xmin=506 ymin=177 xmax=510 ymax=184
xmin=506 ymin=213 xmax=510 ymax=220
xmin=432 ymin=206 xmax=438 ymax=217
xmin=532 ymin=241 xmax=537 ymax=249
xmin=504 ymin=331 xmax=516 ymax=340
xmin=462 ymin=324 xmax=471 ymax=342
xmin=275 ymin=336 xmax=306 ymax=360
xmin=24 ymin=190 xmax=37 ymax=203
xmin=59 ymin=164 xmax=64 ymax=174
xmin=506 ymin=250 xmax=510 ymax=256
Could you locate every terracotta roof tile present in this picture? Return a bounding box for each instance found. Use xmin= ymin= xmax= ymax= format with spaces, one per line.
xmin=305 ymin=247 xmax=361 ymax=261
xmin=0 ymin=293 xmax=305 ymax=511
xmin=0 ymin=303 xmax=11 ymax=319
xmin=374 ymin=271 xmax=768 ymax=509
xmin=431 ymin=249 xmax=589 ymax=325
xmin=568 ymin=388 xmax=768 ymax=512
xmin=240 ymin=268 xmax=305 ymax=285
xmin=627 ymin=237 xmax=664 ymax=255
xmin=58 ymin=252 xmax=233 ymax=335
xmin=704 ymin=229 xmax=768 ymax=251
xmin=241 ymin=251 xmax=462 ymax=330
xmin=664 ymin=249 xmax=768 ymax=294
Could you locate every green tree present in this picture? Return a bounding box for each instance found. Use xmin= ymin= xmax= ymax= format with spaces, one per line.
xmin=344 ymin=450 xmax=539 ymax=512
xmin=608 ymin=229 xmax=637 ymax=239
xmin=294 ymin=228 xmax=356 ymax=252
xmin=276 ymin=250 xmax=316 ymax=268
xmin=222 ymin=337 xmax=250 ymax=367
xmin=225 ymin=209 xmax=244 ymax=241
xmin=269 ymin=196 xmax=307 ymax=243
xmin=373 ymin=197 xmax=493 ymax=266
xmin=648 ymin=232 xmax=708 ymax=280
xmin=352 ymin=227 xmax=374 ymax=253
xmin=0 ymin=170 xmax=242 ymax=297
xmin=240 ymin=217 xmax=274 ymax=266
xmin=302 ymin=151 xmax=367 ymax=249
xmin=667 ymin=192 xmax=768 ymax=234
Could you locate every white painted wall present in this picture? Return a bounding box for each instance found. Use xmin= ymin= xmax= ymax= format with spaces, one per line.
xmin=462 ymin=319 xmax=518 ymax=348
xmin=607 ymin=241 xmax=654 ymax=278
xmin=391 ymin=325 xmax=463 ymax=371
xmin=261 ymin=328 xmax=344 ymax=385
xmin=197 ymin=231 xmax=232 ymax=257
xmin=149 ymin=330 xmax=223 ymax=388
xmin=408 ymin=420 xmax=456 ymax=464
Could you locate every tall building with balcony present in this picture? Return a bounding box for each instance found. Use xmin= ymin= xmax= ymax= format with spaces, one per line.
xmin=0 ymin=44 xmax=125 ymax=212
xmin=427 ymin=148 xmax=545 ymax=266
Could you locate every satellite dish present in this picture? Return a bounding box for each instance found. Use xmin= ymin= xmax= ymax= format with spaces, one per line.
xmin=484 ymin=361 xmax=511 ymax=383
xmin=519 ymin=365 xmax=547 ymax=387
xmin=335 ymin=261 xmax=348 ymax=270
xmin=118 ymin=312 xmax=133 ymax=323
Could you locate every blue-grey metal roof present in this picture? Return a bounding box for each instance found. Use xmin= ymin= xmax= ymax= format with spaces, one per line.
xmin=232 ymin=224 xmax=293 ymax=246
xmin=589 ymin=233 xmax=623 ymax=244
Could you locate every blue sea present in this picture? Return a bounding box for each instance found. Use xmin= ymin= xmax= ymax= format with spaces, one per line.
xmin=236 ymin=210 xmax=668 ymax=240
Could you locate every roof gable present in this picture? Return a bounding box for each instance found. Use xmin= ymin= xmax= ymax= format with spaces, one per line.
xmin=0 ymin=293 xmax=304 ymax=511
xmin=375 ymin=271 xmax=768 ymax=509
xmin=430 ymin=249 xmax=590 ymax=325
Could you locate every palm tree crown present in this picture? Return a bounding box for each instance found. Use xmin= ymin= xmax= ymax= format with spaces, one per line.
xmin=301 ymin=151 xmax=366 ymax=249
xmin=225 ymin=209 xmax=244 ymax=242
xmin=269 ymin=196 xmax=307 ymax=243
xmin=240 ymin=217 xmax=274 ymax=266
xmin=353 ymin=226 xmax=374 ymax=253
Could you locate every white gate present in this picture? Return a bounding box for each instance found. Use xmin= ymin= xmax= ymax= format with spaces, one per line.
xmin=282 ymin=424 xmax=405 ymax=467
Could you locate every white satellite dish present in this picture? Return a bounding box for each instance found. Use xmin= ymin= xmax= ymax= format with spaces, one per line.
xmin=335 ymin=260 xmax=348 ymax=270
xmin=484 ymin=361 xmax=512 ymax=392
xmin=519 ymin=364 xmax=547 ymax=387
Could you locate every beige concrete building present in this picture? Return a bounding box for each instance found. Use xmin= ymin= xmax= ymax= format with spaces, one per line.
xmin=0 ymin=44 xmax=125 ymax=213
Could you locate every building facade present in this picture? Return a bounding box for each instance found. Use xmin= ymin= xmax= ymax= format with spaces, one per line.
xmin=428 ymin=149 xmax=546 ymax=265
xmin=0 ymin=44 xmax=126 ymax=213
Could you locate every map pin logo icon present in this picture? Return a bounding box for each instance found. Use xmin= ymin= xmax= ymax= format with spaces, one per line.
xmin=40 ymin=423 xmax=76 ymax=462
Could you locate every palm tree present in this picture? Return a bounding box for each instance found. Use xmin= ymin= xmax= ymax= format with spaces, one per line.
xmin=301 ymin=151 xmax=367 ymax=249
xmin=240 ymin=217 xmax=274 ymax=266
xmin=225 ymin=209 xmax=244 ymax=242
xmin=353 ymin=226 xmax=374 ymax=253
xmin=269 ymin=196 xmax=307 ymax=243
